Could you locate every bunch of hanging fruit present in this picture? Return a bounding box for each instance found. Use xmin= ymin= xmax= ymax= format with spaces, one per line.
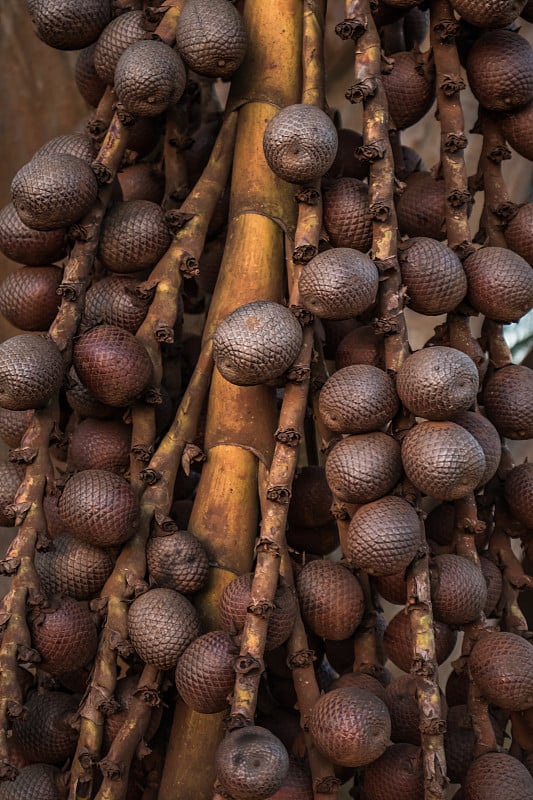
xmin=1 ymin=0 xmax=533 ymax=797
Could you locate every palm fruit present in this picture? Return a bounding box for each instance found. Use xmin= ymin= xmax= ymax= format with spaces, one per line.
xmin=219 ymin=574 xmax=296 ymax=650
xmin=0 ymin=203 xmax=66 ymax=265
xmin=463 ymin=247 xmax=533 ymax=323
xmin=469 ymin=632 xmax=533 ymax=710
xmin=318 ymin=365 xmax=398 ymax=434
xmin=396 ymin=346 xmax=479 ymax=421
xmin=375 ymin=571 xmax=407 ymax=605
xmin=384 ymin=610 xmax=457 ymax=673
xmin=299 ymin=247 xmax=379 ymax=320
xmin=0 ymin=463 xmax=24 ymax=527
xmin=34 ymin=533 xmax=115 ymax=600
xmin=323 ymin=178 xmax=373 ymax=251
xmin=451 ymin=0 xmax=527 ymax=27
xmin=382 ymin=51 xmax=435 ymax=130
xmin=430 ymin=554 xmax=487 ymax=625
xmin=0 ymin=764 xmax=63 ymax=800
xmin=75 ymin=44 xmax=106 ymax=107
xmin=12 ymin=691 xmax=78 ymax=765
xmin=499 ymin=99 xmax=533 ymax=160
xmin=114 ymin=40 xmax=186 ymax=117
xmin=26 ymin=0 xmax=111 ymax=50
xmin=385 ymin=675 xmax=432 ymax=745
xmin=480 ymin=556 xmax=503 ymax=616
xmin=296 ymin=560 xmax=364 ymax=640
xmin=286 ymin=520 xmax=339 ymax=555
xmin=401 ymin=421 xmax=486 ymax=501
xmin=93 ymin=10 xmax=146 ymax=85
xmin=0 ymin=267 xmax=62 ymax=331
xmin=451 ymin=411 xmax=501 ymax=487
xmin=263 ymin=104 xmax=338 ymax=183
xmin=103 ymin=673 xmax=162 ymax=750
xmin=117 ymin=163 xmax=165 ymax=204
xmin=67 ymin=418 xmax=130 ymax=474
xmin=346 ymin=496 xmax=420 ymax=576
xmin=288 ymin=466 xmax=333 ymax=529
xmin=11 ymin=154 xmax=98 ymax=230
xmin=212 ymin=300 xmax=302 ymax=386
xmin=364 ymin=743 xmax=424 ymax=800
xmin=98 ymin=200 xmax=171 ymax=274
xmin=404 ymin=7 xmax=430 ymax=50
xmin=446 ymin=669 xmax=470 ymax=707
xmin=174 ymin=630 xmax=236 ymax=714
xmin=505 ymin=462 xmax=533 ymax=527
xmin=467 ymin=30 xmax=533 ymax=112
xmin=504 ymin=203 xmax=533 ymax=264
xmin=463 ymin=752 xmax=533 ymax=800
xmin=335 ymin=324 xmax=384 ymax=370
xmin=33 ymin=133 xmax=95 ymax=165
xmin=215 ymin=727 xmax=289 ymax=800
xmin=444 ymin=705 xmax=476 ymax=785
xmin=43 ymin=494 xmax=67 ymax=540
xmin=396 ymin=172 xmax=446 ymax=240
xmin=267 ymin=759 xmax=313 ymax=799
xmin=483 ymin=364 xmax=533 ymax=439
xmin=30 ymin=596 xmax=98 ymax=675
xmin=58 ymin=469 xmax=138 ymax=547
xmin=0 ymin=334 xmax=64 ymax=411
xmin=327 ymin=128 xmax=369 ymax=181
xmin=65 ymin=366 xmax=117 ymax=419
xmin=325 ymin=432 xmax=402 ymax=504
xmin=73 ymin=324 xmax=153 ymax=407
xmin=176 ymin=0 xmax=247 ymax=78
xmin=0 ymin=408 xmax=33 ymax=449
xmin=146 ymin=530 xmax=209 ymax=594
xmin=309 ymin=687 xmax=391 ymax=767
xmin=128 ymin=588 xmax=201 ymax=670
xmin=398 ymin=237 xmax=467 ymax=315
xmin=331 ymin=673 xmax=388 ymax=702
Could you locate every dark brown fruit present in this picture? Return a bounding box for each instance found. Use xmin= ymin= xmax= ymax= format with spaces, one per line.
xmin=483 ymin=364 xmax=533 ymax=439
xmin=364 ymin=743 xmax=423 ymax=800
xmin=396 ymin=346 xmax=479 ymax=421
xmin=331 ymin=673 xmax=388 ymax=703
xmin=383 ymin=51 xmax=435 ymax=130
xmin=299 ymin=247 xmax=379 ymax=320
xmin=326 ymin=128 xmax=368 ymax=181
xmin=68 ymin=418 xmax=130 ymax=474
xmin=504 ymin=203 xmax=533 ymax=265
xmin=296 ymin=560 xmax=364 ymax=640
xmin=175 ymin=630 xmax=236 ymax=714
xmin=446 ymin=669 xmax=470 ymax=707
xmin=126 ymin=116 xmax=163 ymax=158
xmin=128 ymin=588 xmax=201 ymax=670
xmin=505 ymin=462 xmax=533 ymax=527
xmin=319 ymin=365 xmax=398 ymax=434
xmin=30 ymin=596 xmax=98 ymax=675
xmin=430 ymin=554 xmax=487 ymax=625
xmin=219 ymin=574 xmax=296 ymax=650
xmin=0 ymin=463 xmax=24 ymax=527
xmin=375 ymin=571 xmax=407 ymax=605
xmin=396 ymin=172 xmax=446 ymax=241
xmin=425 ymin=502 xmax=455 ymax=547
xmin=12 ymin=691 xmax=78 ymax=765
xmin=451 ymin=0 xmax=527 ymax=27
xmin=73 ymin=324 xmax=153 ymax=407
xmin=58 ymin=469 xmax=138 ymax=547
xmin=35 ymin=533 xmax=115 ymax=600
xmin=385 ymin=675 xmax=427 ymax=745
xmin=335 ymin=324 xmax=384 ymax=370
xmin=398 ymin=237 xmax=467 ymax=315
xmin=103 ymin=673 xmax=162 ymax=750
xmin=267 ymin=759 xmax=313 ymax=799
xmin=404 ymin=8 xmax=430 ymax=50
xmin=347 ymin=496 xmax=420 ymax=577
xmin=65 ymin=366 xmax=117 ymax=419
xmin=467 ymin=30 xmax=533 ymax=112
xmin=500 ymin=99 xmax=533 ymax=160
xmin=26 ymin=0 xmax=111 ymax=50
xmin=94 ymin=10 xmax=146 ymax=85
xmin=263 ymin=104 xmax=338 ymax=183
xmin=216 ymin=726 xmax=289 ymax=800
xmin=444 ymin=705 xmax=476 ymax=785
xmin=43 ymin=494 xmax=67 ymax=540
xmin=75 ymin=43 xmax=106 ymax=107
xmin=213 ymin=301 xmax=302 ymax=386
xmin=286 ymin=520 xmax=339 ymax=556
xmin=325 ymin=432 xmax=402 ymax=504
xmin=480 ymin=556 xmax=503 ymax=616
xmin=401 ymin=421 xmax=486 ymax=501
xmin=451 ymin=411 xmax=501 ymax=488
xmin=0 ymin=408 xmax=33 ymax=449
xmin=0 ymin=764 xmax=63 ymax=800
xmin=98 ymin=200 xmax=171 ymax=274
xmin=309 ymin=687 xmax=391 ymax=767
xmin=115 ymin=40 xmax=186 ymax=117
xmin=176 ymin=0 xmax=246 ymax=78
xmin=384 ymin=610 xmax=457 ymax=673
xmin=146 ymin=530 xmax=209 ymax=594
xmin=33 ymin=133 xmax=95 ymax=165
xmin=0 ymin=267 xmax=61 ymax=331
xmin=117 ymin=163 xmax=165 ymax=204
xmin=11 ymin=154 xmax=98 ymax=231
xmin=463 ymin=752 xmax=533 ymax=800
xmin=288 ymin=466 xmax=333 ymax=529
xmin=0 ymin=203 xmax=66 ymax=266
xmin=0 ymin=334 xmax=64 ymax=411
xmin=464 ymin=246 xmax=533 ymax=323
xmin=469 ymin=631 xmax=533 ymax=711
xmin=323 ymin=178 xmax=373 ymax=252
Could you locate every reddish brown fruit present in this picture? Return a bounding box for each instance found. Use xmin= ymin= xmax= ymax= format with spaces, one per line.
xmin=500 ymin=99 xmax=533 ymax=160
xmin=115 ymin=40 xmax=186 ymax=117
xmin=464 ymin=247 xmax=533 ymax=323
xmin=75 ymin=43 xmax=106 ymax=107
xmin=446 ymin=669 xmax=470 ymax=707
xmin=0 ymin=267 xmax=61 ymax=332
xmin=0 ymin=463 xmax=24 ymax=527
xmin=43 ymin=494 xmax=67 ymax=540
xmin=299 ymin=247 xmax=379 ymax=320
xmin=463 ymin=752 xmax=533 ymax=800
xmin=396 ymin=172 xmax=446 ymax=241
xmin=12 ymin=691 xmax=78 ymax=765
xmin=288 ymin=466 xmax=333 ymax=529
xmin=480 ymin=556 xmax=503 ymax=616
xmin=98 ymin=200 xmax=171 ymax=274
xmin=325 ymin=432 xmax=402 ymax=504
xmin=326 ymin=128 xmax=369 ymax=181
xmin=331 ymin=673 xmax=388 ymax=703
xmin=128 ymin=588 xmax=201 ymax=670
xmin=146 ymin=530 xmax=209 ymax=594
xmin=323 ymin=178 xmax=373 ymax=252
xmin=0 ymin=203 xmax=66 ymax=266
xmin=0 ymin=334 xmax=65 ymax=411
xmin=384 ymin=610 xmax=457 ymax=673
xmin=451 ymin=411 xmax=501 ymax=487
xmin=30 ymin=596 xmax=98 ymax=675
xmin=117 ymin=163 xmax=164 ymax=204
xmin=176 ymin=0 xmax=247 ymax=79
xmin=451 ymin=0 xmax=527 ymax=27
xmin=319 ymin=365 xmax=398 ymax=434
xmin=385 ymin=675 xmax=428 ymax=745
xmin=469 ymin=631 xmax=533 ymax=711
xmin=65 ymin=366 xmax=117 ymax=419
xmin=0 ymin=408 xmax=33 ymax=449
xmin=219 ymin=574 xmax=296 ymax=650
xmin=215 ymin=726 xmax=289 ymax=800
xmin=267 ymin=759 xmax=313 ymax=799
xmin=364 ymin=743 xmax=424 ymax=800
xmin=58 ymin=469 xmax=138 ymax=548
xmin=375 ymin=571 xmax=407 ymax=605
xmin=94 ymin=10 xmax=146 ymax=85
xmin=383 ymin=51 xmax=435 ymax=130
xmin=68 ymin=418 xmax=130 ymax=475
xmin=84 ymin=276 xmax=150 ymax=334
xmin=35 ymin=533 xmax=115 ymax=600
xmin=505 ymin=462 xmax=533 ymax=528
xmin=425 ymin=502 xmax=455 ymax=547
xmin=398 ymin=237 xmax=467 ymax=315
xmin=0 ymin=764 xmax=63 ymax=800
xmin=504 ymin=203 xmax=533 ymax=265
xmin=175 ymin=630 xmax=236 ymax=714
xmin=33 ymin=133 xmax=95 ymax=165
xmin=444 ymin=705 xmax=476 ymax=785
xmin=466 ymin=30 xmax=533 ymax=112
xmin=286 ymin=521 xmax=339 ymax=556
xmin=483 ymin=364 xmax=533 ymax=439
xmin=430 ymin=554 xmax=487 ymax=625
xmin=309 ymin=687 xmax=391 ymax=767
xmin=335 ymin=325 xmax=384 ymax=370
xmin=26 ymin=0 xmax=111 ymax=50
xmin=296 ymin=560 xmax=364 ymax=641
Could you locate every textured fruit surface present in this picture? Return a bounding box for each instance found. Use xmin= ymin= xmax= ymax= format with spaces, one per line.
xmin=505 ymin=462 xmax=533 ymax=528
xmin=464 ymin=246 xmax=533 ymax=323
xmin=0 ymin=266 xmax=61 ymax=331
xmin=331 ymin=673 xmax=388 ymax=702
xmin=483 ymin=365 xmax=533 ymax=439
xmin=30 ymin=596 xmax=98 ymax=675
xmin=11 ymin=154 xmax=98 ymax=230
xmin=176 ymin=0 xmax=246 ymax=78
xmin=505 ymin=202 xmax=533 ymax=265
xmin=384 ymin=610 xmax=457 ymax=673
xmin=401 ymin=421 xmax=486 ymax=501
xmin=469 ymin=631 xmax=533 ymax=711
xmin=296 ymin=560 xmax=364 ymax=640
xmin=480 ymin=556 xmax=503 ymax=616
xmin=364 ymin=743 xmax=424 ymax=800
xmin=84 ymin=276 xmax=149 ymax=334
xmin=267 ymin=759 xmax=313 ymax=799
xmin=213 ymin=300 xmax=302 ymax=386
xmin=58 ymin=469 xmax=138 ymax=547
xmin=396 ymin=346 xmax=478 ymax=421
xmin=396 ymin=172 xmax=446 ymax=240
xmin=0 ymin=764 xmax=62 ymax=800
xmin=94 ymin=10 xmax=146 ymax=84
xmin=147 ymin=531 xmax=209 ymax=594
xmin=288 ymin=466 xmax=333 ymax=529
xmin=398 ymin=237 xmax=467 ymax=315
xmin=309 ymin=687 xmax=391 ymax=767
xmin=98 ymin=200 xmax=171 ymax=274
xmin=115 ymin=40 xmax=186 ymax=116
xmin=65 ymin=366 xmax=117 ymax=419
xmin=466 ymin=30 xmax=533 ymax=111
xmin=26 ymin=0 xmax=111 ymax=49
xmin=463 ymin=752 xmax=533 ymax=800
xmin=430 ymin=554 xmax=487 ymax=625
xmin=323 ymin=178 xmax=373 ymax=251
xmin=444 ymin=705 xmax=475 ymax=785
xmin=385 ymin=675 xmax=427 ymax=745
xmin=33 ymin=133 xmax=95 ymax=165
xmin=0 ymin=334 xmax=65 ymax=411
xmin=336 ymin=324 xmax=384 ymax=369
xmin=263 ymin=104 xmax=338 ymax=183
xmin=215 ymin=726 xmax=289 ymax=800
xmin=0 ymin=463 xmax=25 ymax=527
xmin=347 ymin=495 xmax=420 ymax=576
xmin=128 ymin=588 xmax=201 ymax=670
xmin=451 ymin=0 xmax=527 ymax=26
xmin=383 ymin=51 xmax=435 ymax=130
xmin=35 ymin=533 xmax=114 ymax=600
xmin=299 ymin=247 xmax=379 ymax=320
xmin=0 ymin=408 xmax=33 ymax=449
xmin=451 ymin=411 xmax=501 ymax=487
xmin=175 ymin=630 xmax=236 ymax=714
xmin=13 ymin=691 xmax=78 ymax=765
xmin=375 ymin=571 xmax=407 ymax=605
xmin=325 ymin=432 xmax=402 ymax=504
xmin=75 ymin=43 xmax=106 ymax=107
xmin=73 ymin=324 xmax=153 ymax=407
xmin=68 ymin=418 xmax=131 ymax=474
xmin=319 ymin=365 xmax=398 ymax=433
xmin=0 ymin=203 xmax=66 ymax=265
xmin=500 ymin=99 xmax=533 ymax=160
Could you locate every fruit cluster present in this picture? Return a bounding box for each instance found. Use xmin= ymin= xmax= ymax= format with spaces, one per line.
xmin=1 ymin=0 xmax=533 ymax=799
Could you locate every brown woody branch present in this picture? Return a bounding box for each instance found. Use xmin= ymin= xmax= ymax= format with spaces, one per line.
xmin=472 ymin=111 xmax=513 ymax=248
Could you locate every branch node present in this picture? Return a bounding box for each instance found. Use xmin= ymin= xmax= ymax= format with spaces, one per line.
xmin=114 ymin=103 xmax=137 ymax=127
xmin=9 ymin=447 xmax=37 ymax=464
xmin=140 ymin=468 xmax=162 ymax=485
xmin=99 ymin=758 xmax=125 ymax=780
xmin=286 ymin=364 xmax=310 ymax=383
xmin=247 ymin=600 xmax=275 ymax=617
xmin=295 ymin=187 xmax=321 ymax=205
xmin=345 ymin=77 xmax=378 ymax=104
xmin=131 ymin=444 xmax=154 ymax=463
xmin=155 ymin=323 xmax=175 ymax=344
xmin=179 ymin=253 xmax=200 ymax=277
xmin=356 ymin=139 xmax=387 ymax=162
xmin=274 ymin=427 xmax=301 ymax=447
xmin=292 ymin=244 xmax=317 ymax=264
xmin=447 ymin=189 xmax=471 ymax=208
xmin=266 ymin=485 xmax=291 ymax=504
xmin=433 ymin=18 xmax=460 ymax=43
xmin=287 ymin=648 xmax=316 ymax=669
xmin=375 ymin=315 xmax=400 ymax=336
xmin=443 ymin=133 xmax=467 ymax=153
xmin=91 ymin=162 xmax=113 ymax=185
xmin=315 ymin=776 xmax=342 ymax=793
xmin=369 ymin=200 xmax=391 ymax=222
xmin=224 ymin=715 xmax=252 ymax=732
xmin=495 ymin=202 xmax=519 ymax=222
xmin=233 ymin=654 xmax=264 ymax=675
xmin=254 ymin=538 xmax=282 ymax=558
xmin=289 ymin=305 xmax=314 ymax=325
xmin=488 ymin=144 xmax=512 ymax=164
xmin=440 ymin=75 xmax=465 ymax=96
xmin=335 ymin=17 xmax=367 ymax=40
xmin=165 ymin=210 xmax=195 ymax=232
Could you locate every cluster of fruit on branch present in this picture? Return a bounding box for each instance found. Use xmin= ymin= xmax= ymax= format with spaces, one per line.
xmin=2 ymin=0 xmax=533 ymax=798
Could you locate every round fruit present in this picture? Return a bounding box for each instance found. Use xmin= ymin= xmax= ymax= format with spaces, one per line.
xmin=331 ymin=673 xmax=388 ymax=702
xmin=146 ymin=530 xmax=209 ymax=594
xmin=318 ymin=365 xmax=398 ymax=434
xmin=0 ymin=764 xmax=63 ymax=800
xmin=382 ymin=51 xmax=435 ymax=130
xmin=483 ymin=364 xmax=533 ymax=439
xmin=463 ymin=752 xmax=533 ymax=800
xmin=35 ymin=533 xmax=115 ymax=600
xmin=30 ymin=596 xmax=98 ymax=675
xmin=26 ymin=0 xmax=111 ymax=50
xmin=12 ymin=691 xmax=78 ymax=765
xmin=430 ymin=554 xmax=487 ymax=625
xmin=0 ymin=334 xmax=65 ymax=411
xmin=384 ymin=610 xmax=457 ymax=673
xmin=323 ymin=178 xmax=373 ymax=251
xmin=176 ymin=0 xmax=247 ymax=79
xmin=451 ymin=411 xmax=501 ymax=488
xmin=288 ymin=466 xmax=333 ymax=529
xmin=385 ymin=675 xmax=427 ymax=746
xmin=0 ymin=408 xmax=33 ymax=449
xmin=266 ymin=759 xmax=313 ymax=800
xmin=335 ymin=324 xmax=384 ymax=369
xmin=463 ymin=246 xmax=533 ymax=323
xmin=114 ymin=40 xmax=186 ymax=117
xmin=480 ymin=556 xmax=503 ymax=616
xmin=98 ymin=200 xmax=171 ymax=274
xmin=398 ymin=237 xmax=467 ymax=315
xmin=175 ymin=630 xmax=236 ymax=714
xmin=215 ymin=727 xmax=289 ymax=800
xmin=504 ymin=202 xmax=533 ymax=265
xmin=505 ymin=462 xmax=533 ymax=528
xmin=68 ymin=418 xmax=131 ymax=474
xmin=0 ymin=267 xmax=62 ymax=331
xmin=84 ymin=277 xmax=149 ymax=334
xmin=94 ymin=10 xmax=146 ymax=85
xmin=299 ymin=247 xmax=379 ymax=320
xmin=396 ymin=172 xmax=446 ymax=241
xmin=364 ymin=743 xmax=424 ymax=800
xmin=0 ymin=203 xmax=66 ymax=266
xmin=500 ymin=99 xmax=533 ymax=160
xmin=469 ymin=631 xmax=533 ymax=711
xmin=33 ymin=133 xmax=95 ymax=165
xmin=75 ymin=43 xmax=106 ymax=107
xmin=466 ymin=30 xmax=533 ymax=112
xmin=296 ymin=560 xmax=364 ymax=640
xmin=451 ymin=0 xmax=527 ymax=27
xmin=325 ymin=432 xmax=402 ymax=504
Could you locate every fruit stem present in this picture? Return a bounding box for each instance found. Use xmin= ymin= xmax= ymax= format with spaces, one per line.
xmin=481 ymin=318 xmax=514 ymax=369
xmin=472 ymin=111 xmax=512 ymax=249
xmin=152 ymin=0 xmax=187 ymax=46
xmin=91 ymin=111 xmax=132 ymax=185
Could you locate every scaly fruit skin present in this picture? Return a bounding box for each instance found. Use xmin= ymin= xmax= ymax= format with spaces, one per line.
xmin=176 ymin=0 xmax=247 ymax=79
xmin=469 ymin=632 xmax=533 ymax=711
xmin=505 ymin=462 xmax=533 ymax=528
xmin=364 ymin=743 xmax=424 ymax=800
xmin=0 ymin=203 xmax=66 ymax=266
xmin=0 ymin=408 xmax=34 ymax=449
xmin=84 ymin=277 xmax=149 ymax=334
xmin=466 ymin=29 xmax=533 ymax=112
xmin=114 ymin=40 xmax=186 ymax=117
xmin=35 ymin=533 xmax=115 ymax=600
xmin=75 ymin=43 xmax=106 ymax=107
xmin=30 ymin=596 xmax=98 ymax=675
xmin=296 ymin=560 xmax=364 ymax=640
xmin=396 ymin=172 xmax=446 ymax=240
xmin=384 ymin=610 xmax=457 ymax=673
xmin=175 ymin=630 xmax=236 ymax=714
xmin=68 ymin=417 xmax=131 ymax=474
xmin=26 ymin=0 xmax=112 ymax=50
xmin=430 ymin=554 xmax=488 ymax=625
xmin=323 ymin=178 xmax=373 ymax=251
xmin=12 ymin=691 xmax=78 ymax=765
xmin=215 ymin=727 xmax=289 ymax=800
xmin=299 ymin=247 xmax=379 ymax=320
xmin=0 ymin=764 xmax=63 ymax=800
xmin=504 ymin=202 xmax=533 ymax=265
xmin=0 ymin=334 xmax=65 ymax=411
xmin=451 ymin=0 xmax=527 ymax=29
xmin=398 ymin=237 xmax=467 ymax=315
xmin=0 ymin=266 xmax=62 ymax=331
xmin=463 ymin=246 xmax=533 ymax=323
xmin=463 ymin=752 xmax=533 ymax=800
xmin=33 ymin=133 xmax=95 ymax=165
xmin=325 ymin=432 xmax=402 ymax=504
xmin=98 ymin=200 xmax=171 ymax=274
xmin=146 ymin=530 xmax=209 ymax=594
xmin=382 ymin=51 xmax=435 ymax=131
xmin=483 ymin=364 xmax=533 ymax=439
xmin=94 ymin=10 xmax=146 ymax=85
xmin=318 ymin=364 xmax=398 ymax=434
xmin=451 ymin=411 xmax=501 ymax=487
